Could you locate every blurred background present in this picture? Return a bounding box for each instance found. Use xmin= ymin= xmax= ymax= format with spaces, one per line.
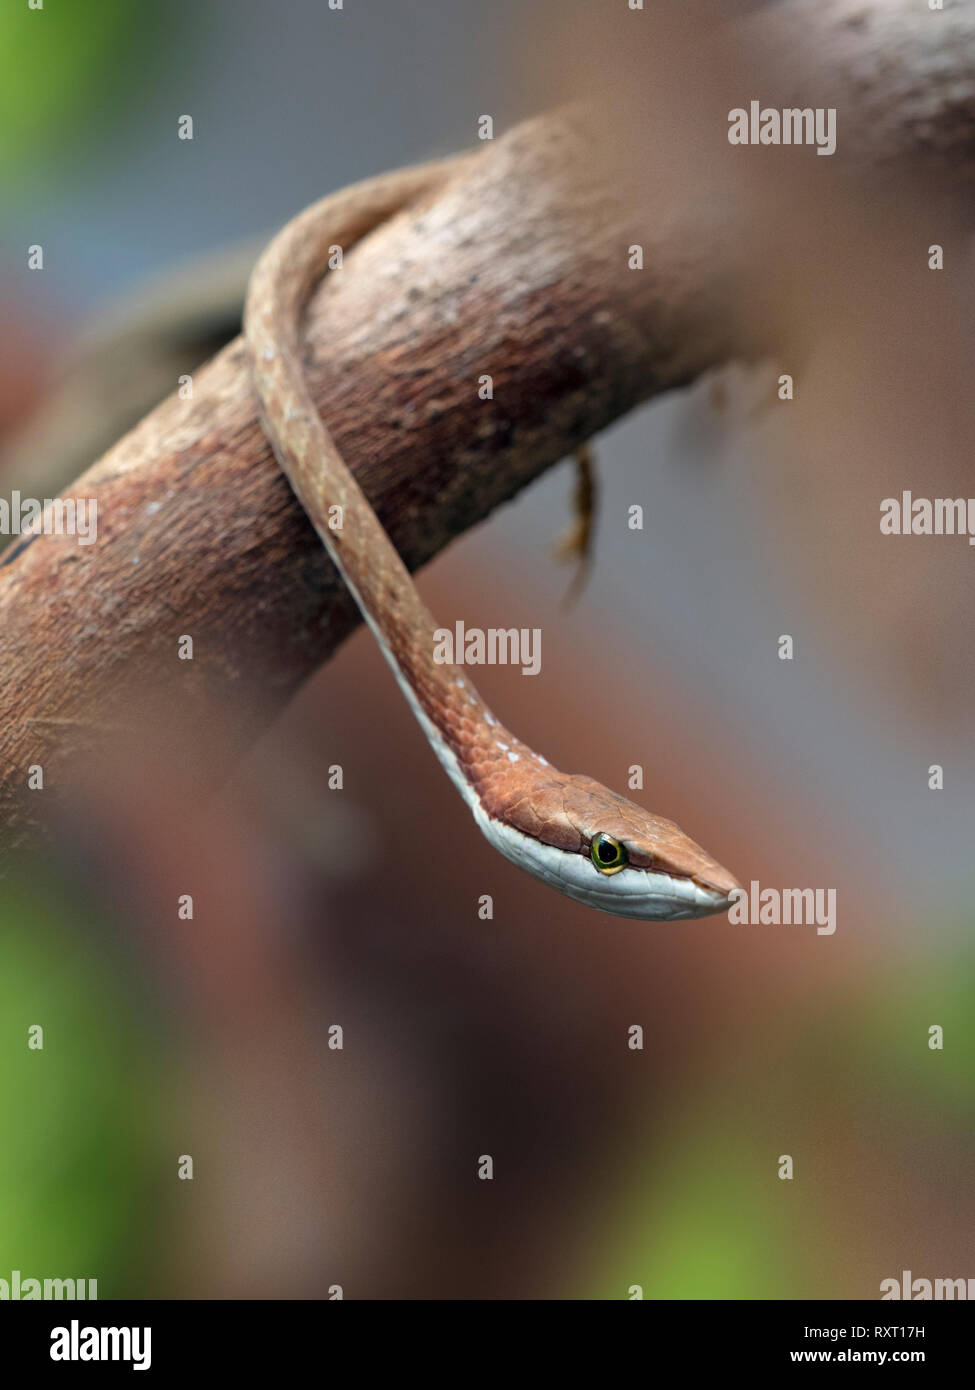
xmin=0 ymin=0 xmax=972 ymax=1299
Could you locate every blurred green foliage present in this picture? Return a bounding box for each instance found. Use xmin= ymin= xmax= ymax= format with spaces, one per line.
xmin=873 ymin=949 xmax=975 ymax=1124
xmin=0 ymin=0 xmax=168 ymax=187
xmin=0 ymin=865 xmax=167 ymax=1296
xmin=590 ymin=937 xmax=975 ymax=1299
xmin=590 ymin=1122 xmax=822 ymax=1300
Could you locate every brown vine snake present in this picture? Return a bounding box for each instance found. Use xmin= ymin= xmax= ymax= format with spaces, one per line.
xmin=244 ymin=159 xmax=740 ymax=920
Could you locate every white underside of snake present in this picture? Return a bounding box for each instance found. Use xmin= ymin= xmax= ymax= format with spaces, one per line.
xmin=244 ymin=159 xmax=740 ymax=922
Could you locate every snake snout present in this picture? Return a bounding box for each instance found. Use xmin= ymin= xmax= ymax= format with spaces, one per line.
xmin=695 ymin=864 xmax=742 ymax=909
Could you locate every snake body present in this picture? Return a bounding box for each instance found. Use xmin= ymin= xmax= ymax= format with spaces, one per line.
xmin=244 ymin=162 xmax=739 ymax=920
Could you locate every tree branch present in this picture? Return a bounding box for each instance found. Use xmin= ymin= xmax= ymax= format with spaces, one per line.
xmin=2 ymin=0 xmax=973 ymax=851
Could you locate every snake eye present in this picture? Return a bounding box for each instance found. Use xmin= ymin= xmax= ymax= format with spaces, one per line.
xmin=591 ymin=833 xmax=628 ymax=875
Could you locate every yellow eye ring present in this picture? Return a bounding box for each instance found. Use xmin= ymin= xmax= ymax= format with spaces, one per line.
xmin=591 ymin=833 xmax=628 ymax=875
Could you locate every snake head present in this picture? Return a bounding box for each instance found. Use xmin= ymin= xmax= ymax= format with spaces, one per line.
xmin=475 ymin=765 xmax=740 ymax=921
xmin=568 ymin=775 xmax=741 ymax=920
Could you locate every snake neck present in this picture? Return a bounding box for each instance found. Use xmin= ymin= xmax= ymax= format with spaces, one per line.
xmin=328 ymin=530 xmax=545 ymax=810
